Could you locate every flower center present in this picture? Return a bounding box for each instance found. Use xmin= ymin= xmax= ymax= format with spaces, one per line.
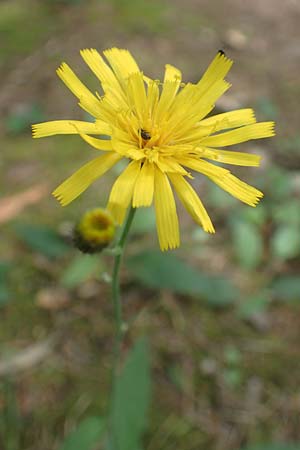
xmin=144 ymin=147 xmax=159 ymax=163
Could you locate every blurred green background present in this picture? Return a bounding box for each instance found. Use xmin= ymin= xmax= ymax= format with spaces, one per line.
xmin=1 ymin=0 xmax=300 ymax=449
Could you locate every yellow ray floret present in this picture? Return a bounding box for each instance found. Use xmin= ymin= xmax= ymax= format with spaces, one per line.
xmin=202 ymin=148 xmax=261 ymax=166
xmin=32 ymin=120 xmax=111 ymax=138
xmin=53 ymin=153 xmax=122 ymax=206
xmin=107 ymin=161 xmax=141 ymax=224
xmin=56 ymin=63 xmax=102 ymax=117
xmin=201 ymin=121 xmax=275 ymax=147
xmin=126 ymin=72 xmax=148 ymax=123
xmin=178 ymin=157 xmax=230 ymax=178
xmin=199 ymin=108 xmax=256 ymax=131
xmin=146 ymin=80 xmax=159 ymax=115
xmin=197 ymin=51 xmax=233 ymax=95
xmin=132 ymin=160 xmax=155 ymax=207
xmin=78 ymin=133 xmax=113 ymax=151
xmin=169 ymin=173 xmax=215 ymax=233
xmin=168 ymin=78 xmax=231 ymax=137
xmin=209 ymin=173 xmax=263 ymax=206
xmin=80 ymin=48 xmax=120 ymax=92
xmin=103 ymin=48 xmax=140 ymax=85
xmin=164 ymin=64 xmax=182 ymax=83
xmin=155 ymin=156 xmax=189 ymax=176
xmin=154 ymin=169 xmax=180 ymax=251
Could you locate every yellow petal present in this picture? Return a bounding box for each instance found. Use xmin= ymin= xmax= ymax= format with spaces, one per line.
xmin=146 ymin=80 xmax=159 ymax=116
xmin=202 ymin=148 xmax=261 ymax=166
xmin=209 ymin=172 xmax=263 ymax=206
xmin=56 ymin=63 xmax=102 ymax=117
xmin=155 ymin=81 xmax=182 ymax=122
xmin=80 ymin=48 xmax=120 ymax=91
xmin=143 ymin=74 xmax=153 ymax=85
xmin=194 ymin=79 xmax=231 ymax=122
xmin=155 ymin=156 xmax=189 ymax=176
xmin=107 ymin=160 xmax=141 ymax=224
xmin=32 ymin=120 xmax=110 ymax=138
xmin=80 ymin=49 xmax=129 ymax=111
xmin=167 ymin=51 xmax=233 ymax=128
xmin=178 ymin=157 xmax=230 ymax=178
xmin=53 ymin=153 xmax=122 ymax=206
xmin=78 ymin=133 xmax=113 ymax=151
xmin=168 ymin=82 xmax=195 ymax=113
xmin=199 ymin=108 xmax=256 ymax=131
xmin=200 ymin=122 xmax=275 ymax=147
xmin=103 ymin=48 xmax=140 ymax=85
xmin=167 ymin=79 xmax=231 ymax=140
xmin=173 ymin=124 xmax=219 ymax=144
xmin=155 ymin=65 xmax=182 ymax=122
xmin=197 ymin=51 xmax=233 ymax=95
xmin=111 ymin=128 xmax=145 ymax=160
xmin=169 ymin=173 xmax=215 ymax=233
xmin=132 ymin=161 xmax=154 ymax=207
xmin=164 ymin=64 xmax=182 ymax=83
xmin=154 ymin=169 xmax=180 ymax=251
xmin=127 ymin=72 xmax=147 ymax=122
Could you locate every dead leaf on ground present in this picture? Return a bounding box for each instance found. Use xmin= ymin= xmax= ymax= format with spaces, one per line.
xmin=36 ymin=287 xmax=71 ymax=310
xmin=0 ymin=334 xmax=59 ymax=376
xmin=0 ymin=183 xmax=49 ymax=224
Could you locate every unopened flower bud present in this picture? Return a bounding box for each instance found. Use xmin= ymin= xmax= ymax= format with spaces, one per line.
xmin=73 ymin=208 xmax=116 ymax=254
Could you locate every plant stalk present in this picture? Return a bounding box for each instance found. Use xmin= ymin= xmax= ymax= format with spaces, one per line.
xmin=108 ymin=206 xmax=136 ymax=449
xmin=111 ymin=206 xmax=136 ymax=369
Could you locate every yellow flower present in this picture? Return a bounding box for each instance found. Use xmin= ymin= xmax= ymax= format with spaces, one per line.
xmin=32 ymin=48 xmax=275 ymax=250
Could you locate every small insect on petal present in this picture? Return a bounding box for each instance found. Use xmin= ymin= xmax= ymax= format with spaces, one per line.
xmin=140 ymin=129 xmax=151 ymax=140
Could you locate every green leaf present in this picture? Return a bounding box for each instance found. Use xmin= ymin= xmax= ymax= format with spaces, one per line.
xmin=6 ymin=104 xmax=45 ymax=134
xmin=271 ymin=277 xmax=300 ymax=302
xmin=0 ymin=380 xmax=22 ymax=449
xmin=0 ymin=261 xmax=12 ymax=306
xmin=271 ymin=225 xmax=300 ymax=260
xmin=61 ymin=255 xmax=102 ymax=288
xmin=111 ymin=337 xmax=151 ymax=450
xmin=14 ymin=223 xmax=69 ymax=258
xmin=223 ymin=368 xmax=242 ymax=387
xmin=127 ymin=250 xmax=237 ymax=306
xmin=272 ymin=200 xmax=300 ymax=226
xmin=237 ymin=293 xmax=269 ymax=318
xmin=224 ymin=345 xmax=242 ymax=366
xmin=59 ymin=416 xmax=105 ymax=450
xmin=240 ymin=204 xmax=267 ymax=227
xmin=0 ymin=261 xmax=11 ymax=280
xmin=0 ymin=286 xmax=10 ymax=306
xmin=231 ymin=221 xmax=263 ymax=270
xmin=167 ymin=364 xmax=184 ymax=389
xmin=263 ymin=166 xmax=292 ymax=199
xmin=242 ymin=443 xmax=300 ymax=450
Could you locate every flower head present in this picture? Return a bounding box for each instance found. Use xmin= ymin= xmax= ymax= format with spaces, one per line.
xmin=32 ymin=48 xmax=275 ymax=250
xmin=74 ymin=208 xmax=115 ymax=253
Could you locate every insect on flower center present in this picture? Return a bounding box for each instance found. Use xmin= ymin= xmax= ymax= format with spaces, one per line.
xmin=140 ymin=129 xmax=151 ymax=140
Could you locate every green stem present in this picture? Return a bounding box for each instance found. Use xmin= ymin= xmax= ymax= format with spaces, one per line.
xmin=111 ymin=206 xmax=136 ymax=367
xmin=109 ymin=206 xmax=136 ymax=449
